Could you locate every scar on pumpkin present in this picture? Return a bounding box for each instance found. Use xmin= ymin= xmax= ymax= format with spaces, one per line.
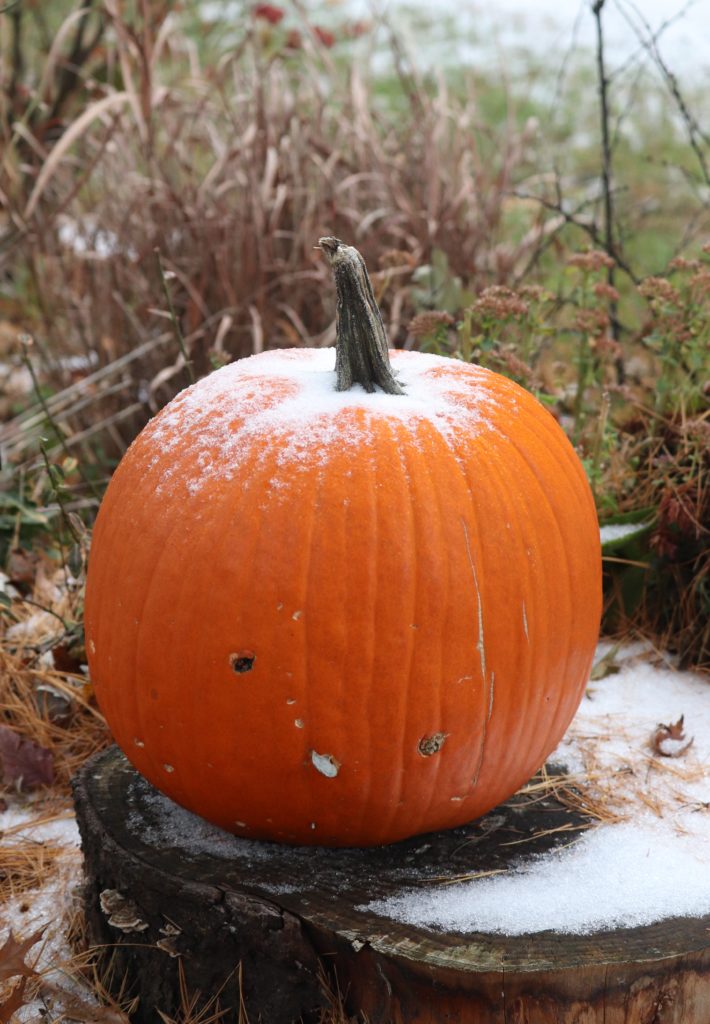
xmin=229 ymin=651 xmax=255 ymax=673
xmin=418 ymin=732 xmax=448 ymax=756
xmin=311 ymin=750 xmax=340 ymax=777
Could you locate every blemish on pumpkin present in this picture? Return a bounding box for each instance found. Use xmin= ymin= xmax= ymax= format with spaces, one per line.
xmin=292 ymin=609 xmax=303 ymax=621
xmin=310 ymin=822 xmax=316 ymax=830
xmin=235 ymin=820 xmax=247 ymax=828
xmin=418 ymin=732 xmax=448 ymax=756
xmin=150 ymin=688 xmax=158 ymax=701
xmin=89 ymin=638 xmax=96 ymax=654
xmin=286 ymin=698 xmax=296 ymax=705
xmin=163 ymin=763 xmax=175 ymax=773
xmin=522 ymin=602 xmax=529 ymax=642
xmin=230 ymin=651 xmax=255 ymax=673
xmin=488 ymin=671 xmax=495 ymax=721
xmin=462 ymin=520 xmax=487 ymax=683
xmin=311 ymin=750 xmax=340 ymax=777
xmin=450 ymin=795 xmax=464 ymax=802
xmin=276 ymin=603 xmax=284 ymax=611
xmin=133 ymin=737 xmax=145 ymax=749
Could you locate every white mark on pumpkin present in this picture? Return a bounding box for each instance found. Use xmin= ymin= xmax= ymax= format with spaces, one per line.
xmin=311 ymin=750 xmax=340 ymax=778
xmin=163 ymin=763 xmax=175 ymax=773
xmin=292 ymin=610 xmax=302 ymax=621
xmin=418 ymin=733 xmax=448 ymax=757
xmin=89 ymin=638 xmax=96 ymax=654
xmin=286 ymin=698 xmax=296 ymax=705
xmin=464 ymin=528 xmax=487 ymax=685
xmin=133 ymin=737 xmax=145 ymax=749
xmin=310 ymin=822 xmax=316 ymax=830
xmin=295 ymin=718 xmax=304 ymax=729
xmin=450 ymin=795 xmax=465 ymax=802
xmin=456 ymin=675 xmax=474 ymax=685
xmin=235 ymin=821 xmax=247 ymax=828
xmin=488 ymin=671 xmax=495 ymax=721
xmin=522 ymin=602 xmax=529 ymax=642
xmin=462 ymin=519 xmax=492 ymax=786
xmin=276 ymin=603 xmax=284 ymax=611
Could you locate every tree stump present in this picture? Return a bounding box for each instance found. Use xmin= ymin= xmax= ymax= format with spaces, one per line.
xmin=73 ymin=746 xmax=710 ymax=1023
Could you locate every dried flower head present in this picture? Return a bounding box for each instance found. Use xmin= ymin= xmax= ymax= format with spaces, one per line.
xmin=689 ymin=269 xmax=710 ymax=298
xmin=668 ymin=257 xmax=701 ymax=273
xmin=408 ymin=310 xmax=455 ymax=338
xmin=566 ymin=250 xmax=615 ymax=272
xmin=593 ymin=282 xmax=620 ymax=302
xmin=638 ymin=277 xmax=681 ymax=305
xmin=519 ymin=284 xmax=552 ymax=303
xmin=472 ymin=286 xmax=528 ymax=320
xmin=573 ymin=308 xmax=610 ymax=337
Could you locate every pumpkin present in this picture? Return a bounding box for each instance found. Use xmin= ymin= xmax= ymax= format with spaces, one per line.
xmin=84 ymin=238 xmax=601 ymax=847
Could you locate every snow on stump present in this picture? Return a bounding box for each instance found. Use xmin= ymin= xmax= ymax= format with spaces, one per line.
xmin=72 ymin=745 xmax=710 ymax=1024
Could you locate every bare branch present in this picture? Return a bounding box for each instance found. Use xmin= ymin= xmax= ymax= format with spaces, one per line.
xmin=614 ymin=0 xmax=710 ymax=187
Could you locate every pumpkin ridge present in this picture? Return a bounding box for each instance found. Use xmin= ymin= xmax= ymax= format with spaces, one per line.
xmin=462 ymin=428 xmax=551 ymax=790
xmin=396 ymin=426 xmax=448 ymax=836
xmin=500 ymin=425 xmax=596 ymax=768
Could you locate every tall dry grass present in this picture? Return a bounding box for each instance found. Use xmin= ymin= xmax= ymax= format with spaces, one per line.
xmin=1 ymin=2 xmax=551 ymax=472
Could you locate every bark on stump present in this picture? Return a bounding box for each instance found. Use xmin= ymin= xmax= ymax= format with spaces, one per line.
xmin=73 ymin=746 xmax=710 ymax=1023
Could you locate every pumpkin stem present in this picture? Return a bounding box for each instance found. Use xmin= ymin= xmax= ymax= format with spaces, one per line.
xmin=318 ymin=237 xmax=404 ymax=394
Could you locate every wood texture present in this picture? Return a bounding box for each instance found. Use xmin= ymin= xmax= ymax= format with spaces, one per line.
xmin=73 ymin=747 xmax=710 ymax=1023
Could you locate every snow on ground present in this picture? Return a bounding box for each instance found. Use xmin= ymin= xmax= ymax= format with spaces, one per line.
xmin=368 ymin=645 xmax=710 ymax=934
xmin=1 ymin=645 xmax=708 ymax=952
xmin=1 ymin=807 xmax=86 ymax=1019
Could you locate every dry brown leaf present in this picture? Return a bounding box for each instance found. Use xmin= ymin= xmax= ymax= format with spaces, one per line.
xmin=0 ymin=726 xmax=54 ymax=790
xmin=0 ymin=976 xmax=29 ymax=1024
xmin=651 ymin=715 xmax=694 ymax=758
xmin=0 ymin=926 xmax=45 ymax=982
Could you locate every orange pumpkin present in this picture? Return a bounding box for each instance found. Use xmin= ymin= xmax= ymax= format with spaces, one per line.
xmin=84 ymin=240 xmax=601 ymax=847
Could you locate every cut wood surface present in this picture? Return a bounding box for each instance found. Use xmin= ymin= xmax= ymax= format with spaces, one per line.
xmin=73 ymin=746 xmax=710 ymax=1023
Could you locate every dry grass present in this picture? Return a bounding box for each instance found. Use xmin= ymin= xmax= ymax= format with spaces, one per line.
xmin=0 ymin=645 xmax=110 ymax=791
xmin=0 ymin=4 xmax=553 ymax=474
xmin=0 ymin=834 xmax=72 ymax=902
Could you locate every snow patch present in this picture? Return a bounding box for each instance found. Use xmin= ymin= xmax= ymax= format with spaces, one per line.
xmin=600 ymin=521 xmax=652 ymax=544
xmin=143 ymin=348 xmax=507 ymax=497
xmin=366 ymin=653 xmax=710 ymax=935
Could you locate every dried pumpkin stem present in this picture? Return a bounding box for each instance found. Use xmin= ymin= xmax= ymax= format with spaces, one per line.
xmin=318 ymin=236 xmax=404 ymax=394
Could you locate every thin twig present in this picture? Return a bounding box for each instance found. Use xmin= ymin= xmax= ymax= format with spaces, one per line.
xmin=155 ymin=249 xmax=195 ymax=385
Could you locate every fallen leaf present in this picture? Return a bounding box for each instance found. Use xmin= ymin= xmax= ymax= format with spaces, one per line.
xmin=0 ymin=927 xmax=45 ymax=982
xmin=0 ymin=726 xmax=54 ymax=790
xmin=0 ymin=977 xmax=29 ymax=1024
xmin=651 ymin=715 xmax=694 ymax=758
